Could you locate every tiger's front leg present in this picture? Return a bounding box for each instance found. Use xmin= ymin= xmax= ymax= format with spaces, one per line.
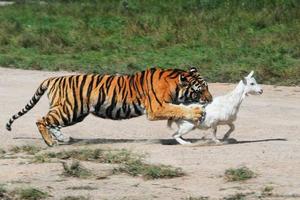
xmin=147 ymin=103 xmax=203 ymax=121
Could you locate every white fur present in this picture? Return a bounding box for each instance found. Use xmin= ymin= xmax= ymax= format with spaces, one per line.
xmin=169 ymin=71 xmax=263 ymax=145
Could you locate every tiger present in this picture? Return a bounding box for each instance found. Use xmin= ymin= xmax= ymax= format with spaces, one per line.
xmin=6 ymin=67 xmax=212 ymax=147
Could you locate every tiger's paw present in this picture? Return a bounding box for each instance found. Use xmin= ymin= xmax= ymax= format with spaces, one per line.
xmin=190 ymin=107 xmax=203 ymax=121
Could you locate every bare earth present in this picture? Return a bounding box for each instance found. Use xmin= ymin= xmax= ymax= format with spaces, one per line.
xmin=0 ymin=67 xmax=300 ymax=200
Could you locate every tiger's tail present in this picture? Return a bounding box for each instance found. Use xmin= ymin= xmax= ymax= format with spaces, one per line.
xmin=6 ymin=79 xmax=50 ymax=131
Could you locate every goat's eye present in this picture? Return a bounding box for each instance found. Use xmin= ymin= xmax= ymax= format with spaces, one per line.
xmin=250 ymin=83 xmax=255 ymax=85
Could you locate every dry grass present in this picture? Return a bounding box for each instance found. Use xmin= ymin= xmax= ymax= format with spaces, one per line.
xmin=10 ymin=145 xmax=42 ymax=155
xmin=33 ymin=148 xmax=184 ymax=179
xmin=62 ymin=161 xmax=93 ymax=179
xmin=61 ymin=196 xmax=90 ymax=200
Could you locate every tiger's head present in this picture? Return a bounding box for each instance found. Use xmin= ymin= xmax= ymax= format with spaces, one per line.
xmin=177 ymin=67 xmax=213 ymax=105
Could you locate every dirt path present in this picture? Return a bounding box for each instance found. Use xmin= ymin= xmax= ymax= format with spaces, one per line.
xmin=0 ymin=67 xmax=300 ymax=200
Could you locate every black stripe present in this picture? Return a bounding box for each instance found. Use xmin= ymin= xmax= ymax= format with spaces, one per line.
xmin=106 ymin=89 xmax=117 ymax=119
xmin=117 ymin=76 xmax=121 ymax=90
xmin=68 ymin=76 xmax=73 ymax=87
xmin=158 ymin=70 xmax=165 ymax=79
xmin=50 ymin=77 xmax=64 ymax=105
xmin=128 ymin=75 xmax=134 ymax=98
xmin=133 ymin=102 xmax=142 ymax=115
xmin=139 ymin=71 xmax=145 ymax=89
xmin=96 ymin=75 xmax=104 ymax=86
xmin=144 ymin=70 xmax=153 ymax=111
xmin=57 ymin=108 xmax=68 ymax=125
xmin=132 ymin=75 xmax=142 ymax=98
xmin=94 ymin=87 xmax=105 ymax=113
xmin=49 ymin=77 xmax=62 ymax=94
xmin=105 ymin=76 xmax=114 ymax=94
xmin=150 ymin=69 xmax=162 ymax=106
xmin=63 ymin=104 xmax=71 ymax=123
xmin=72 ymin=76 xmax=79 ymax=121
xmin=86 ymin=75 xmax=95 ymax=111
xmin=167 ymin=70 xmax=179 ymax=78
xmin=116 ymin=108 xmax=121 ymax=118
xmin=125 ymin=104 xmax=131 ymax=118
xmin=79 ymin=75 xmax=88 ymax=115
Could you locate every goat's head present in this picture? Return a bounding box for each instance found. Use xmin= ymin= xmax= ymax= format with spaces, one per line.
xmin=242 ymin=71 xmax=263 ymax=96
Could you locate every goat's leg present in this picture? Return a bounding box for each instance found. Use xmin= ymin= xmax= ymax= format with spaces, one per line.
xmin=211 ymin=127 xmax=221 ymax=144
xmin=222 ymin=123 xmax=235 ymax=141
xmin=172 ymin=123 xmax=194 ymax=145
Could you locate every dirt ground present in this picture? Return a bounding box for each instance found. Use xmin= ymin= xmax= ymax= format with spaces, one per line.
xmin=0 ymin=67 xmax=300 ymax=200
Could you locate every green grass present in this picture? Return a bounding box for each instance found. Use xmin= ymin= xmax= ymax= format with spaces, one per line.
xmin=0 ymin=0 xmax=299 ymax=85
xmin=224 ymin=166 xmax=255 ymax=182
xmin=34 ymin=148 xmax=184 ymax=179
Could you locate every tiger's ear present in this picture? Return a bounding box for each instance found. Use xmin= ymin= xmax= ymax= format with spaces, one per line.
xmin=179 ymin=74 xmax=188 ymax=86
xmin=189 ymin=67 xmax=197 ymax=74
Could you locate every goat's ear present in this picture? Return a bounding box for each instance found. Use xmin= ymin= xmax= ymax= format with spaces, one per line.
xmin=179 ymin=74 xmax=188 ymax=86
xmin=247 ymin=71 xmax=254 ymax=78
xmin=242 ymin=77 xmax=247 ymax=85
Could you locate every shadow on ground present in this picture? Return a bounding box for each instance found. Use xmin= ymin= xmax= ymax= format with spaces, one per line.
xmin=63 ymin=137 xmax=287 ymax=146
xmin=13 ymin=136 xmax=287 ymax=146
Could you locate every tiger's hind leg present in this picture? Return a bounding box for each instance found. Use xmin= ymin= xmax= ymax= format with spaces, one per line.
xmin=37 ymin=105 xmax=89 ymax=146
xmin=36 ymin=106 xmax=70 ymax=146
xmin=36 ymin=118 xmax=56 ymax=147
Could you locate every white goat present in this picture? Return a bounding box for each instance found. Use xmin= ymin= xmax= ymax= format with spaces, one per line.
xmin=168 ymin=71 xmax=263 ymax=145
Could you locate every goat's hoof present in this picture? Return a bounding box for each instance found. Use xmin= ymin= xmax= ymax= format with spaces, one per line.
xmin=175 ymin=137 xmax=192 ymax=145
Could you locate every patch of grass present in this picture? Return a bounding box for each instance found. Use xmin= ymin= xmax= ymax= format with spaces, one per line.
xmin=62 ymin=161 xmax=93 ymax=179
xmin=118 ymin=160 xmax=184 ymax=179
xmin=34 ymin=148 xmax=184 ymax=179
xmin=15 ymin=187 xmax=48 ymax=200
xmin=10 ymin=145 xmax=42 ymax=155
xmin=0 ymin=0 xmax=299 ymax=85
xmin=224 ymin=166 xmax=255 ymax=182
xmin=61 ymin=196 xmax=89 ymax=200
xmin=223 ymin=193 xmax=246 ymax=200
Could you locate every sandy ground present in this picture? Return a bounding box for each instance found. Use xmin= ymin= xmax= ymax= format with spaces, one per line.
xmin=0 ymin=67 xmax=300 ymax=200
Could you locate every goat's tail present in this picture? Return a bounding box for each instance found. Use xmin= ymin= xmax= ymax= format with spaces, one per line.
xmin=6 ymin=79 xmax=50 ymax=131
xmin=167 ymin=119 xmax=174 ymax=129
